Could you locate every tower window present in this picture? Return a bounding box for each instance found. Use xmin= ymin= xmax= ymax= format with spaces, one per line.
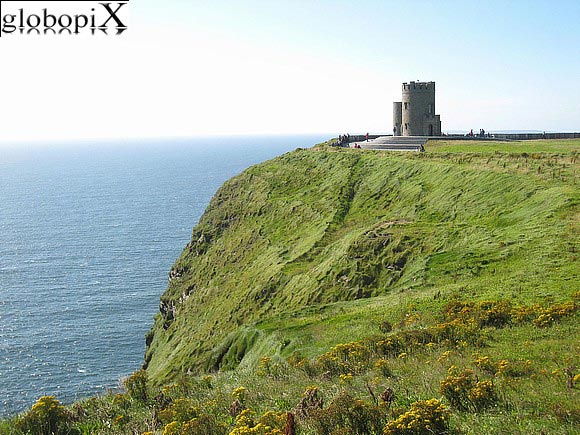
xmin=428 ymin=103 xmax=433 ymax=114
xmin=404 ymin=102 xmax=408 ymax=110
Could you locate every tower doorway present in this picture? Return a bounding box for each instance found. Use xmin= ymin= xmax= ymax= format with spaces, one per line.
xmin=429 ymin=124 xmax=434 ymax=136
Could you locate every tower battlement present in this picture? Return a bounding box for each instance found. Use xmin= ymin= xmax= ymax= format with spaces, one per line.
xmin=402 ymin=81 xmax=435 ymax=91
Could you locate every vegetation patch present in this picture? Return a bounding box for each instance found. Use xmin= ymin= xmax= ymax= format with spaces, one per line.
xmin=2 ymin=139 xmax=578 ymax=434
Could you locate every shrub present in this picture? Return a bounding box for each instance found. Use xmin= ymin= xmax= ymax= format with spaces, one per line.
xmin=124 ymin=369 xmax=149 ymax=402
xmin=440 ymin=296 xmax=579 ymax=336
xmin=159 ymin=398 xmax=200 ymax=424
xmin=375 ymin=359 xmax=393 ymax=377
xmin=232 ymin=386 xmax=248 ymax=402
xmin=257 ymin=356 xmax=272 ymax=376
xmin=113 ymin=414 xmax=129 ymax=426
xmin=439 ymin=367 xmax=475 ymax=411
xmin=495 ymin=359 xmax=533 ymax=378
xmin=159 ymin=374 xmax=206 ymax=400
xmin=468 ymin=380 xmax=498 ymax=411
xmin=16 ymin=396 xmax=73 ymax=435
xmin=163 ymin=422 xmax=180 ymax=435
xmin=257 ymin=356 xmax=286 ymax=379
xmin=473 ymin=355 xmax=533 ymax=378
xmin=510 ymin=304 xmax=538 ymax=323
xmin=375 ymin=336 xmax=406 ymax=358
xmin=295 ymin=386 xmax=324 ymax=419
xmin=477 ymin=300 xmax=513 ymax=328
xmin=383 ymin=399 xmax=450 ymax=435
xmin=316 ymin=342 xmax=372 ymax=375
xmin=112 ymin=392 xmax=131 ymax=409
xmin=287 ymin=352 xmax=317 ymax=377
xmin=442 ymin=298 xmax=512 ymax=328
xmin=257 ymin=410 xmax=287 ymax=432
xmin=440 ymin=366 xmax=499 ymax=411
xmin=532 ymin=301 xmax=577 ymax=327
xmin=170 ymin=414 xmax=227 ymax=435
xmin=442 ymin=298 xmax=472 ymax=321
xmin=229 ymin=409 xmax=285 ymax=435
xmin=339 ymin=373 xmax=354 ymax=385
xmin=473 ymin=355 xmax=497 ymax=375
xmin=510 ymin=298 xmax=577 ymax=327
xmin=305 ymin=392 xmax=386 ymax=435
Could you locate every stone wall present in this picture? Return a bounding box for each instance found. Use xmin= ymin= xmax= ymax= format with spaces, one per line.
xmin=493 ymin=132 xmax=580 ymax=140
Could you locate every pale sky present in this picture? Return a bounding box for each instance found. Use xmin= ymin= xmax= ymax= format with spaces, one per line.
xmin=1 ymin=0 xmax=579 ymax=142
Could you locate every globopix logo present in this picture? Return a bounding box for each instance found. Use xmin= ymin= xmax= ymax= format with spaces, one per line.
xmin=0 ymin=1 xmax=129 ymax=36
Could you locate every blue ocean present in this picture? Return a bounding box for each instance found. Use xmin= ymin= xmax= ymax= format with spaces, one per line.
xmin=0 ymin=135 xmax=327 ymax=417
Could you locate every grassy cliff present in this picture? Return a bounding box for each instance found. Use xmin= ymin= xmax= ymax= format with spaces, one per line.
xmin=3 ymin=139 xmax=578 ymax=434
xmin=144 ymin=140 xmax=578 ymax=381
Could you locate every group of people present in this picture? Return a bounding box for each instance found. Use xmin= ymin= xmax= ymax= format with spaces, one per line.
xmin=468 ymin=128 xmax=492 ymax=138
xmin=337 ymin=134 xmax=351 ymax=146
xmin=336 ymin=133 xmax=371 ymax=147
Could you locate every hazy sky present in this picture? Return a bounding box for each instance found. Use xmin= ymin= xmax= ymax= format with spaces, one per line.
xmin=1 ymin=0 xmax=579 ymax=141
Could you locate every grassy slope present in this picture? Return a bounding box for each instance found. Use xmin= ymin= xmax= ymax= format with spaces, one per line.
xmin=3 ymin=139 xmax=578 ymax=434
xmin=145 ymin=139 xmax=578 ymax=382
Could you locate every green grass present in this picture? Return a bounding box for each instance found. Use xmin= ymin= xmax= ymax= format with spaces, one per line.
xmin=144 ymin=141 xmax=578 ymax=383
xmin=426 ymin=138 xmax=580 ymax=154
xmin=3 ymin=139 xmax=578 ymax=434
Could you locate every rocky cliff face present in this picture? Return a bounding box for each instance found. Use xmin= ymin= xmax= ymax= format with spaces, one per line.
xmin=143 ymin=145 xmax=576 ymax=384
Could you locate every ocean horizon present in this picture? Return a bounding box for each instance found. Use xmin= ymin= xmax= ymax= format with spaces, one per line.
xmin=0 ymin=135 xmax=328 ymax=417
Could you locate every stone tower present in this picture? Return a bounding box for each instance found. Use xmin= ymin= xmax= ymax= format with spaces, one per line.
xmin=393 ymin=81 xmax=441 ymax=136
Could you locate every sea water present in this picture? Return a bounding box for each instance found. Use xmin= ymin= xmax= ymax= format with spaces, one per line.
xmin=0 ymin=135 xmax=327 ymax=417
